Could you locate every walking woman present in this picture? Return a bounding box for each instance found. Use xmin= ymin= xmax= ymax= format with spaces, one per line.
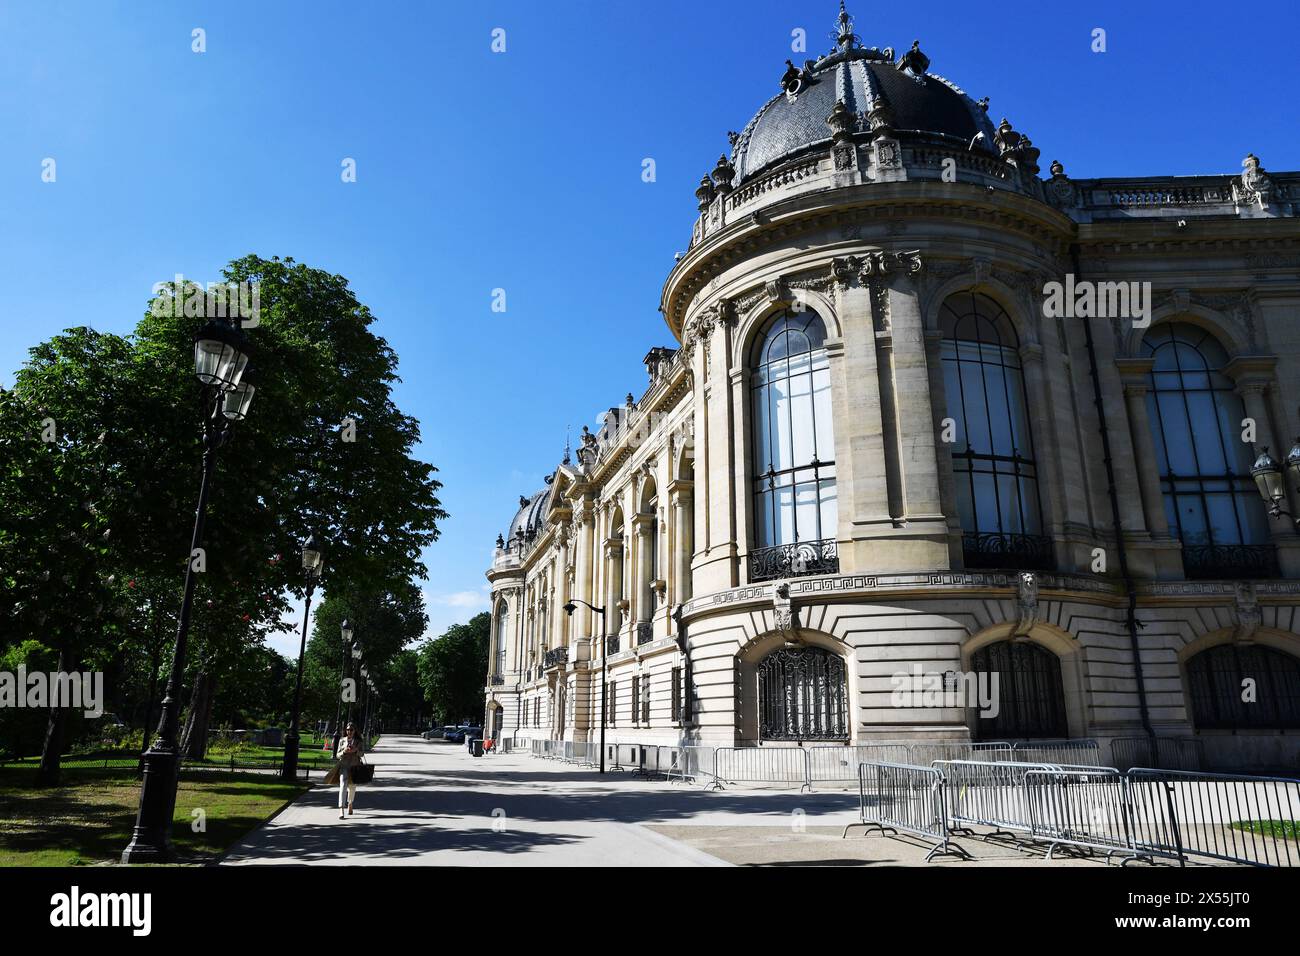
xmin=336 ymin=722 xmax=364 ymax=819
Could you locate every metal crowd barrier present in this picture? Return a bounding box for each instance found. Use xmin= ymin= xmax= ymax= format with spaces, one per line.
xmin=1012 ymin=739 xmax=1101 ymax=767
xmin=1023 ymin=766 xmax=1150 ymax=864
xmin=710 ymin=747 xmax=811 ymax=792
xmin=1110 ymin=736 xmax=1204 ymax=772
xmin=909 ymin=741 xmax=1013 ymax=766
xmin=843 ymin=761 xmax=971 ymax=862
xmin=1126 ymin=768 xmax=1300 ymax=867
xmin=933 ymin=759 xmax=1059 ymax=842
xmin=807 ymin=744 xmax=910 ymax=788
xmin=664 ymin=745 xmax=715 ymax=785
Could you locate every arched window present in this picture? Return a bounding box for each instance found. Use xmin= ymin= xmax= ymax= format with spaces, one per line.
xmin=1185 ymin=644 xmax=1300 ymax=729
xmin=750 ymin=309 xmax=838 ymax=581
xmin=756 ymin=645 xmax=848 ymax=740
xmin=1142 ymin=323 xmax=1276 ymax=578
xmin=969 ymin=640 xmax=1068 ymax=739
xmin=493 ymin=600 xmax=508 ymax=678
xmin=940 ymin=292 xmax=1050 ymax=570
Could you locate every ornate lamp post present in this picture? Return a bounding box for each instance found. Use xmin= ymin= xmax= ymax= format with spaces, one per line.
xmin=282 ymin=533 xmax=323 ymax=780
xmin=562 ymin=599 xmax=607 ymax=773
xmin=1252 ymin=442 xmax=1300 ymax=529
xmin=332 ymin=619 xmax=354 ymax=755
xmin=122 ymin=320 xmax=255 ymax=864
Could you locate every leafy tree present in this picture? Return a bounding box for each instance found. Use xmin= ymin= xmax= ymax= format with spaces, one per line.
xmin=416 ymin=613 xmax=490 ymax=726
xmin=0 ymin=255 xmax=446 ymax=778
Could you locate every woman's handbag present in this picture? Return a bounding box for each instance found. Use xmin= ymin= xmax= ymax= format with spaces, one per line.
xmin=351 ymin=757 xmax=375 ymax=784
xmin=322 ymin=763 xmax=341 ymax=786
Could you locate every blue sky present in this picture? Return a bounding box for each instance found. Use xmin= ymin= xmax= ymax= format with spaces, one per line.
xmin=3 ymin=0 xmax=1298 ymax=655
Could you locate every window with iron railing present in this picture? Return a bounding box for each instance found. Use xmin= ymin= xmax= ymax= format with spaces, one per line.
xmin=671 ymin=666 xmax=682 ymax=723
xmin=631 ymin=675 xmax=640 ymax=724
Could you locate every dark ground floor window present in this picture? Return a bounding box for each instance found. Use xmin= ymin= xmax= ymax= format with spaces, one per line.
xmin=970 ymin=640 xmax=1068 ymax=739
xmin=1186 ymin=644 xmax=1300 ymax=730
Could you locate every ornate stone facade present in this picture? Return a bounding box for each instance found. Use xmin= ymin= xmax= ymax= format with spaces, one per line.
xmin=484 ymin=5 xmax=1300 ymax=771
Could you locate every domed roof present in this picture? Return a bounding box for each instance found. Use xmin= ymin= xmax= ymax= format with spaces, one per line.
xmin=727 ymin=5 xmax=997 ymax=185
xmin=508 ymin=487 xmax=551 ymax=543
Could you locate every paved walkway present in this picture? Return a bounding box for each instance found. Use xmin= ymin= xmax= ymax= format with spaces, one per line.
xmin=220 ymin=735 xmax=1114 ymax=866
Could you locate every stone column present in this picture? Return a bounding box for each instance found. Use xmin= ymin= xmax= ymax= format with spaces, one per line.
xmin=1114 ymin=358 xmax=1169 ymax=538
xmin=670 ymin=479 xmax=694 ymax=603
xmin=574 ymin=499 xmax=594 ymax=638
xmin=604 ymin=537 xmax=624 ymax=639
xmin=633 ymin=512 xmax=654 ymax=627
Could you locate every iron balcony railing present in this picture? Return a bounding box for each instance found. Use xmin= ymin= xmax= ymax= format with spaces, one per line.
xmin=543 ymin=645 xmax=569 ymax=669
xmin=1181 ymin=543 xmax=1280 ymax=580
xmin=636 ymin=622 xmax=654 ymax=646
xmin=961 ymin=531 xmax=1055 ymax=571
xmin=489 ymin=674 xmax=505 ymax=686
xmin=606 ymin=634 xmax=621 ymax=655
xmin=749 ymin=538 xmax=838 ymax=583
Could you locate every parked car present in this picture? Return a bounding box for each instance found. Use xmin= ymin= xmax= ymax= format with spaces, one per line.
xmin=442 ymin=725 xmax=466 ymax=743
xmin=421 ymin=727 xmax=445 ymax=740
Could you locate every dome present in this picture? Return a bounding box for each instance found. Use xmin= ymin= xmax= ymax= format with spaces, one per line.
xmin=508 ymin=487 xmax=551 ymax=543
xmin=727 ymin=6 xmax=997 ymax=185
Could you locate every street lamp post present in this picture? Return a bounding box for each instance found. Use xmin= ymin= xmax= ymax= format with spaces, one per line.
xmin=122 ymin=320 xmax=255 ymax=864
xmin=1252 ymin=442 xmax=1300 ymax=530
xmin=562 ymin=599 xmax=607 ymax=773
xmin=282 ymin=534 xmax=323 ymax=781
xmin=332 ymin=619 xmax=354 ymax=756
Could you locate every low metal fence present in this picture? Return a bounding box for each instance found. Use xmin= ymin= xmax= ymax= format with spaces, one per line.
xmin=1110 ymin=736 xmax=1204 ymax=772
xmin=933 ymin=759 xmax=1058 ymax=842
xmin=807 ymin=744 xmax=910 ymax=788
xmin=908 ymin=741 xmax=1013 ymax=766
xmin=1126 ymin=768 xmax=1300 ymax=867
xmin=843 ymin=761 xmax=970 ymax=862
xmin=1023 ymin=767 xmax=1150 ymax=863
xmin=710 ymin=747 xmax=810 ymax=791
xmin=664 ymin=745 xmax=715 ymax=785
xmin=1011 ymin=739 xmax=1101 ymax=767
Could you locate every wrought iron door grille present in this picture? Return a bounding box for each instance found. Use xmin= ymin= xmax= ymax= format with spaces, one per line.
xmin=1186 ymin=643 xmax=1300 ymax=729
xmin=757 ymin=646 xmax=848 ymax=741
xmin=749 ymin=538 xmax=838 ymax=583
xmin=961 ymin=531 xmax=1055 ymax=571
xmin=1181 ymin=544 xmax=1280 ymax=580
xmin=970 ymin=640 xmax=1067 ymax=739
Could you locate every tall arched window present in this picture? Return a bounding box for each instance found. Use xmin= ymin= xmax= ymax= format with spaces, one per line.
xmin=940 ymin=292 xmax=1050 ymax=570
xmin=750 ymin=309 xmax=838 ymax=581
xmin=493 ymin=600 xmax=508 ymax=678
xmin=1143 ymin=323 xmax=1275 ymax=578
xmin=756 ymin=645 xmax=848 ymax=740
xmin=969 ymin=640 xmax=1068 ymax=739
xmin=1185 ymin=644 xmax=1300 ymax=729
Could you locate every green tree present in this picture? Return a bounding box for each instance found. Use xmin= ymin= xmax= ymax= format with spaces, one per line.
xmin=416 ymin=612 xmax=490 ymax=726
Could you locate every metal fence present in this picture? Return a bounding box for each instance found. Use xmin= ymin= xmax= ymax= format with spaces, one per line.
xmin=1110 ymin=736 xmax=1204 ymax=772
xmin=1126 ymin=768 xmax=1300 ymax=867
xmin=807 ymin=744 xmax=910 ymax=787
xmin=710 ymin=747 xmax=811 ymax=791
xmin=1011 ymin=739 xmax=1102 ymax=767
xmin=844 ymin=761 xmax=970 ymax=862
xmin=1023 ymin=766 xmax=1150 ymax=863
xmin=933 ymin=759 xmax=1060 ymax=841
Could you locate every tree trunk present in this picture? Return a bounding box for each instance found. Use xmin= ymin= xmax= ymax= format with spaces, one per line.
xmin=180 ymin=670 xmax=216 ymax=761
xmin=34 ymin=645 xmax=72 ymax=787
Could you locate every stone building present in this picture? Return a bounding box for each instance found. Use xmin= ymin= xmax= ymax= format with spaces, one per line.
xmin=484 ymin=4 xmax=1300 ymax=769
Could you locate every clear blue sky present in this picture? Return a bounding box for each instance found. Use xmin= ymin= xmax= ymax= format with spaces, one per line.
xmin=3 ymin=0 xmax=1298 ymax=653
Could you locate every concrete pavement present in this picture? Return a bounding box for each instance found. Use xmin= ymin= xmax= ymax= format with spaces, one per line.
xmin=220 ymin=734 xmax=1117 ymax=866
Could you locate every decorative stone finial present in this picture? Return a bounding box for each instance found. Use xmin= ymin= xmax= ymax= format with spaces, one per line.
xmin=519 ymin=494 xmax=530 ymax=509
xmin=835 ymin=1 xmax=860 ymax=51
xmin=695 ymin=174 xmax=716 ymax=211
xmin=711 ymin=153 xmax=735 ymax=193
xmin=495 ymin=533 xmax=505 ymax=550
xmin=827 ymin=99 xmax=854 ymax=142
xmin=976 ymin=96 xmax=989 ymax=112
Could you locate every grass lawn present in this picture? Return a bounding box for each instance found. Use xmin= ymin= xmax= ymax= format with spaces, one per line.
xmin=1230 ymin=819 xmax=1300 ymax=840
xmin=0 ymin=765 xmax=307 ymax=866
